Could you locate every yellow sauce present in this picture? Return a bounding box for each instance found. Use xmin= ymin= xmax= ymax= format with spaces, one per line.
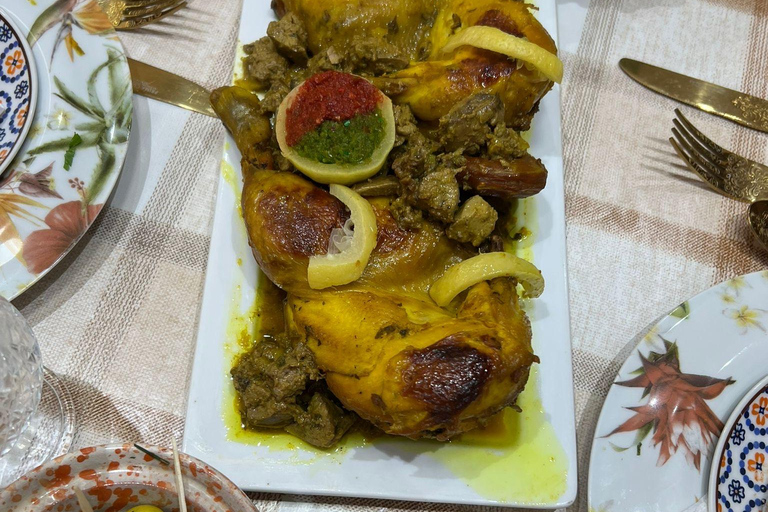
xmin=220 ymin=159 xmax=243 ymax=219
xmin=222 ymin=272 xmax=368 ymax=461
xmin=219 ymin=136 xmax=564 ymax=501
xmin=232 ymin=41 xmax=246 ymax=82
xmin=221 ymin=272 xmax=567 ymax=504
xmin=502 ymin=198 xmax=538 ymax=315
xmin=428 ymin=367 xmax=568 ymax=503
xmin=503 ymin=198 xmax=537 ymax=262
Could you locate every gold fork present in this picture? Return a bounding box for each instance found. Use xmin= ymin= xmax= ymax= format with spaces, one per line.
xmin=670 ymin=109 xmax=768 ymax=202
xmin=97 ymin=0 xmax=187 ymax=30
xmin=669 ymin=108 xmax=768 ymax=252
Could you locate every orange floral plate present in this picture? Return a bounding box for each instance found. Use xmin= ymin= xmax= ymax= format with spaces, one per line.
xmin=0 ymin=6 xmax=38 ymax=174
xmin=588 ymin=271 xmax=768 ymax=512
xmin=589 ymin=271 xmax=768 ymax=512
xmin=0 ymin=0 xmax=131 ymax=299
xmin=0 ymin=443 xmax=258 ymax=511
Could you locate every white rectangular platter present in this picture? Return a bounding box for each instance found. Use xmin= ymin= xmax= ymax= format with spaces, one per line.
xmin=183 ymin=0 xmax=576 ymax=507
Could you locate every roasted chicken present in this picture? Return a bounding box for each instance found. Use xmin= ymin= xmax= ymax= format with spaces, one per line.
xmin=213 ymin=89 xmax=538 ymax=440
xmin=272 ymin=0 xmax=557 ymax=129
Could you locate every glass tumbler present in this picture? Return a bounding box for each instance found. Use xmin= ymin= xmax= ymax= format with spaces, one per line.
xmin=0 ymin=297 xmax=43 ymax=482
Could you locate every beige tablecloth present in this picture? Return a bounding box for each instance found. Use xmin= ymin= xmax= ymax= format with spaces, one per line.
xmin=13 ymin=0 xmax=768 ymax=511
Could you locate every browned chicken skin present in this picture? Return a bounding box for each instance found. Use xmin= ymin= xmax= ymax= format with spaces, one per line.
xmin=273 ymin=0 xmax=557 ymax=129
xmin=213 ymin=89 xmax=538 ymax=439
xmin=242 ymin=166 xmax=536 ymax=438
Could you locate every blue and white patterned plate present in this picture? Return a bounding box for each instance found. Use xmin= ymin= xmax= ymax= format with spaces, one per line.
xmin=0 ymin=7 xmax=37 ymax=174
xmin=710 ymin=374 xmax=768 ymax=512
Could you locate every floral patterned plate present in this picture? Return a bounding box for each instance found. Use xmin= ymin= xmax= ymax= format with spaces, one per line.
xmin=0 ymin=0 xmax=131 ymax=299
xmin=0 ymin=443 xmax=258 ymax=511
xmin=709 ymin=374 xmax=768 ymax=512
xmin=0 ymin=7 xmax=37 ymax=174
xmin=588 ymin=271 xmax=768 ymax=512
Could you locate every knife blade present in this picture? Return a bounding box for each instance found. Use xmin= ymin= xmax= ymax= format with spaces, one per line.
xmin=128 ymin=58 xmax=216 ymax=118
xmin=619 ymin=58 xmax=768 ymax=133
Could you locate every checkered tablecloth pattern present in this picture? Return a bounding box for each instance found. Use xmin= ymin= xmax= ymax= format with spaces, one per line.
xmin=13 ymin=0 xmax=768 ymax=510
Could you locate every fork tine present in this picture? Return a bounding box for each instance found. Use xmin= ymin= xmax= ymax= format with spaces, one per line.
xmin=673 ymin=109 xmax=733 ymax=163
xmin=672 ymin=128 xmax=727 ymax=179
xmin=670 ymin=129 xmax=726 ymax=181
xmin=669 ymin=137 xmax=735 ymax=199
xmin=672 ymin=118 xmax=727 ymax=169
xmin=117 ymin=1 xmax=186 ymax=29
xmin=124 ymin=0 xmax=176 ymax=7
xmin=122 ymin=0 xmax=182 ymax=18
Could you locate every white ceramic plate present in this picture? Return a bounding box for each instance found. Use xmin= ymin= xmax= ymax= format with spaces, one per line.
xmin=589 ymin=271 xmax=768 ymax=512
xmin=183 ymin=0 xmax=576 ymax=507
xmin=0 ymin=7 xmax=38 ymax=174
xmin=0 ymin=0 xmax=132 ymax=300
xmin=709 ymin=374 xmax=768 ymax=512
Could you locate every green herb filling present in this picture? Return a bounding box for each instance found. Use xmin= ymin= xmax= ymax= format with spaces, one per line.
xmin=293 ymin=110 xmax=384 ymax=165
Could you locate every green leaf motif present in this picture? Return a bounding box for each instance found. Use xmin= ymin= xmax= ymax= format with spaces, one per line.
xmin=86 ymin=139 xmax=115 ymax=204
xmin=29 ymin=46 xmax=132 ymax=204
xmin=27 ymin=0 xmax=77 ymax=46
xmin=85 ymin=52 xmax=125 ymax=118
xmin=54 ymin=77 xmax=102 ymax=119
xmin=74 ymin=121 xmax=106 ymax=132
xmin=28 ymin=132 xmax=99 ymax=156
xmin=670 ymin=301 xmax=691 ymax=320
xmin=609 ymin=421 xmax=653 ymax=454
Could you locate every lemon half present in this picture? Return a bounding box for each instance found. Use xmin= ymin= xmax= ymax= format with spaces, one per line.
xmin=276 ymin=79 xmax=395 ymax=185
xmin=308 ymin=185 xmax=378 ymax=289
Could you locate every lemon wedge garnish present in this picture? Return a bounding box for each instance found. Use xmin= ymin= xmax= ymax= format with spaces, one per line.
xmin=441 ymin=25 xmax=563 ymax=83
xmin=308 ymin=185 xmax=378 ymax=289
xmin=429 ymin=252 xmax=545 ymax=307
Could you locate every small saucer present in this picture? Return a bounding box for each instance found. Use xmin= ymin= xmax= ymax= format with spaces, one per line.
xmin=0 ymin=443 xmax=258 ymax=512
xmin=709 ymin=375 xmax=768 ymax=512
xmin=0 ymin=6 xmax=37 ymax=173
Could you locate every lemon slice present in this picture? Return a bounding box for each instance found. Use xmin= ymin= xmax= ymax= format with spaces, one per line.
xmin=308 ymin=185 xmax=378 ymax=289
xmin=126 ymin=507 xmax=164 ymax=512
xmin=441 ymin=25 xmax=563 ymax=83
xmin=429 ymin=252 xmax=544 ymax=307
xmin=276 ymin=75 xmax=396 ymax=185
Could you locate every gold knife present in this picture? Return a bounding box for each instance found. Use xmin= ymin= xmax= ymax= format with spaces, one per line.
xmin=128 ymin=58 xmax=216 ymax=118
xmin=619 ymin=58 xmax=768 ymax=133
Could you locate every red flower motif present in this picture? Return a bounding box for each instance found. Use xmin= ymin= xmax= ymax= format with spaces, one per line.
xmin=22 ymin=201 xmax=102 ymax=274
xmin=606 ymin=342 xmax=733 ymax=470
xmin=751 ymin=397 xmax=768 ymax=426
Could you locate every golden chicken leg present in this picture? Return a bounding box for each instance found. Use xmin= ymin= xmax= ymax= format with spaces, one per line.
xmin=273 ymin=0 xmax=557 ymax=129
xmin=215 ymin=86 xmax=538 ymax=440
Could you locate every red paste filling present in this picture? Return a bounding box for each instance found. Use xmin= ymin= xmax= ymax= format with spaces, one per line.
xmin=285 ymin=71 xmax=382 ymax=146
